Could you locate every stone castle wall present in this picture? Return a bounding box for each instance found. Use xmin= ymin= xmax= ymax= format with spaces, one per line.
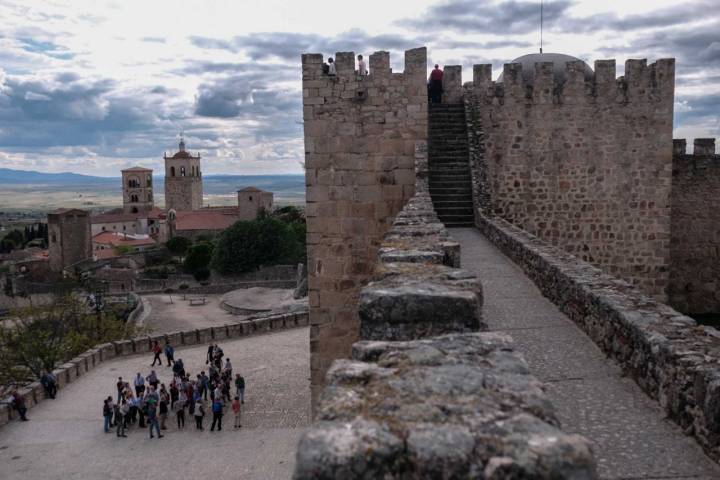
xmin=302 ymin=47 xmax=427 ymax=407
xmin=465 ymin=58 xmax=675 ymax=300
xmin=669 ymin=138 xmax=720 ymax=314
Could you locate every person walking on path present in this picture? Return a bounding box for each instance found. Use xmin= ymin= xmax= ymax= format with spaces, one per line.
xmin=428 ymin=64 xmax=444 ymax=104
xmin=103 ymin=397 xmax=113 ymax=433
xmin=40 ymin=370 xmax=57 ymax=399
xmin=164 ymin=342 xmax=174 ymax=366
xmin=133 ymin=372 xmax=145 ymax=397
xmin=235 ymin=374 xmax=245 ymax=403
xmin=210 ymin=398 xmax=223 ymax=431
xmin=151 ymin=341 xmax=162 ymax=366
xmin=194 ymin=398 xmax=205 ymax=430
xmin=232 ymin=396 xmax=242 ymax=429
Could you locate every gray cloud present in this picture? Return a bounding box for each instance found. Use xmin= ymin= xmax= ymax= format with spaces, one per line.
xmin=400 ymin=0 xmax=571 ymax=34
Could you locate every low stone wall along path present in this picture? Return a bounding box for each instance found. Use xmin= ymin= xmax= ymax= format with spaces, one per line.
xmin=453 ymin=227 xmax=720 ymax=479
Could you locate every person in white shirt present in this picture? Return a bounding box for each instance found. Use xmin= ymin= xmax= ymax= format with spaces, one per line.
xmin=328 ymin=57 xmax=336 ymax=76
xmin=357 ymin=54 xmax=367 ymax=76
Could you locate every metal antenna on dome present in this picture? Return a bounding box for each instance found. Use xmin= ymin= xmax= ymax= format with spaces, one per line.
xmin=540 ymin=0 xmax=544 ymax=54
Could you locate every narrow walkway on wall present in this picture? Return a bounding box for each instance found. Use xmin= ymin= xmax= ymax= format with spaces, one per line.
xmin=453 ymin=227 xmax=720 ymax=479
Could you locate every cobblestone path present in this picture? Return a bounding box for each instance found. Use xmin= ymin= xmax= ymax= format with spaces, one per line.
xmin=453 ymin=228 xmax=720 ymax=480
xmin=0 ymin=327 xmax=310 ymax=480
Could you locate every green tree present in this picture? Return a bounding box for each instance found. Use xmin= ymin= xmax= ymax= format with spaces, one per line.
xmin=0 ymin=238 xmax=16 ymax=253
xmin=166 ymin=236 xmax=192 ymax=257
xmin=5 ymin=229 xmax=24 ymax=246
xmin=0 ymin=295 xmax=143 ymax=388
xmin=184 ymin=241 xmax=214 ymax=281
xmin=211 ymin=217 xmax=304 ymax=275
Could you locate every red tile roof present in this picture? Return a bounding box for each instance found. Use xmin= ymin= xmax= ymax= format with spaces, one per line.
xmin=175 ymin=210 xmax=238 ymax=231
xmin=93 ymin=232 xmax=156 ymax=247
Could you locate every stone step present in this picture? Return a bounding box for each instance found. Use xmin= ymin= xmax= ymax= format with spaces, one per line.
xmin=430 ymin=188 xmax=472 ymax=196
xmin=430 ymin=162 xmax=471 ymax=169
xmin=433 ymin=199 xmax=474 ymax=207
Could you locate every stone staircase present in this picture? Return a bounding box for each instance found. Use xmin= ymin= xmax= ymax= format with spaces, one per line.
xmin=428 ymin=103 xmax=475 ymax=227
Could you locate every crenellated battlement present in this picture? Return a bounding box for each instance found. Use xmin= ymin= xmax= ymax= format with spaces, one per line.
xmin=464 ymin=58 xmax=675 ymax=104
xmin=301 ymin=47 xmax=426 ymax=85
xmin=674 ymin=138 xmax=717 ymax=156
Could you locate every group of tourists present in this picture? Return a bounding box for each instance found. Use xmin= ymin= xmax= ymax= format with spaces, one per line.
xmin=103 ymin=343 xmax=246 ymax=439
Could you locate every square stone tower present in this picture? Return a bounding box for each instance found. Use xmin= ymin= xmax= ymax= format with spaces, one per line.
xmin=121 ymin=167 xmax=154 ymax=214
xmin=164 ymin=138 xmax=203 ymax=211
xmin=302 ymin=47 xmax=428 ymax=408
xmin=47 ymin=208 xmax=92 ymax=272
xmin=237 ymin=187 xmax=274 ymax=220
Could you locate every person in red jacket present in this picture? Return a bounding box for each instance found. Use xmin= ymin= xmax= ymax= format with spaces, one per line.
xmin=428 ymin=64 xmax=444 ymax=104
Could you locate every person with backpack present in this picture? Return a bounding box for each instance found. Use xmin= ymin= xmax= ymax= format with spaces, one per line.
xmin=146 ymin=387 xmax=162 ymax=439
xmin=210 ymin=398 xmax=223 ymax=431
xmin=164 ymin=342 xmax=174 ymax=366
xmin=40 ymin=370 xmax=57 ymax=399
xmin=194 ymin=398 xmax=205 ymax=430
xmin=151 ymin=341 xmax=162 ymax=366
xmin=235 ymin=374 xmax=245 ymax=404
xmin=103 ymin=396 xmax=113 ymax=433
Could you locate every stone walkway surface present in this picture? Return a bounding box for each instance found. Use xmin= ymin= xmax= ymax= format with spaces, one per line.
xmin=141 ymin=294 xmax=234 ymax=331
xmin=453 ymin=228 xmax=720 ymax=480
xmin=0 ymin=327 xmax=310 ymax=480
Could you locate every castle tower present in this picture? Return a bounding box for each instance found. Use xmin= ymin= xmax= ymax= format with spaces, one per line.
xmin=164 ymin=137 xmax=203 ymax=211
xmin=121 ymin=167 xmax=154 ymax=214
xmin=47 ymin=208 xmax=92 ymax=272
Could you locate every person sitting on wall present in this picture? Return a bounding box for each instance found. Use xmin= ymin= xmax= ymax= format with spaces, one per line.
xmin=357 ymin=54 xmax=367 ymax=76
xmin=428 ymin=64 xmax=444 ymax=104
xmin=10 ymin=390 xmax=28 ymax=421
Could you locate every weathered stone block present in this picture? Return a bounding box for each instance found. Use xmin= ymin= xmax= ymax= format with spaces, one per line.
xmin=98 ymin=343 xmax=115 ymax=361
xmin=295 ymin=333 xmax=596 ymax=479
xmin=359 ymin=268 xmax=484 ymax=341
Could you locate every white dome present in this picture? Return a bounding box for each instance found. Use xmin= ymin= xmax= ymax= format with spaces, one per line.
xmin=497 ymin=53 xmax=594 ymax=86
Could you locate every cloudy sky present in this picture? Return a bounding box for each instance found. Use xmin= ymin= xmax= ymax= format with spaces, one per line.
xmin=0 ymin=0 xmax=718 ymax=176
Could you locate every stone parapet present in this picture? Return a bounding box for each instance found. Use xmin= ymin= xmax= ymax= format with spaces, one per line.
xmin=358 ymin=140 xmax=483 ymax=340
xmin=294 ymin=333 xmax=597 ymax=479
xmin=478 ymin=213 xmax=720 ymax=463
xmin=0 ymin=310 xmax=308 ymax=431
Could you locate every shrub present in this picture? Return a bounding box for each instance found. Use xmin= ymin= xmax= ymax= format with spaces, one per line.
xmin=165 ymin=236 xmax=192 ymax=257
xmin=184 ymin=241 xmax=214 ymax=282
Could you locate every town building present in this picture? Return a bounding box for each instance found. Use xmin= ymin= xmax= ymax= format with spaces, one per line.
xmin=47 ymin=208 xmax=93 ymax=272
xmin=121 ymin=167 xmax=154 ymax=214
xmin=164 ymin=137 xmax=203 ymax=211
xmin=92 ymin=231 xmax=157 ymax=260
xmin=238 ymin=187 xmax=274 ymax=220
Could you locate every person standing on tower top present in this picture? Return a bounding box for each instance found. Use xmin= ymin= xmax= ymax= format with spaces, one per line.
xmin=428 ymin=64 xmax=444 ymax=104
xmin=357 ymin=55 xmax=367 ymax=76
